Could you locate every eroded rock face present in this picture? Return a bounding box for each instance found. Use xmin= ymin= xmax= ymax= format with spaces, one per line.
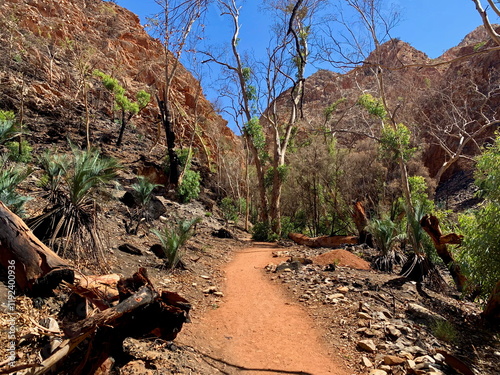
xmin=269 ymin=26 xmax=500 ymax=186
xmin=0 ymin=0 xmax=237 ymax=157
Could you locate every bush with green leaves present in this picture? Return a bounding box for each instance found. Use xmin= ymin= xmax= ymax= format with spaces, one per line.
xmin=458 ymin=134 xmax=500 ymax=301
xmin=0 ymin=154 xmax=31 ymax=216
xmin=221 ymin=197 xmax=239 ymax=224
xmin=151 ymin=217 xmax=202 ymax=270
xmin=0 ymin=110 xmax=19 ymax=144
xmin=431 ymin=319 xmax=458 ymax=343
xmin=31 ymin=145 xmax=119 ymax=270
xmin=252 ymin=221 xmax=279 ymax=242
xmin=178 ymin=169 xmax=201 ymax=203
xmin=5 ymin=139 xmax=32 ymax=163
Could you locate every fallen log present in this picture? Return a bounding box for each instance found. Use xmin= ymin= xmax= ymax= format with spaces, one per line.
xmin=0 ymin=201 xmax=73 ymax=293
xmin=288 ymin=233 xmax=358 ymax=248
xmin=20 ymin=268 xmax=190 ymax=375
xmin=420 ymin=214 xmax=468 ymax=293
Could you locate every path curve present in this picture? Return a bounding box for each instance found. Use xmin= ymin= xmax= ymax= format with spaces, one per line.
xmin=181 ymin=243 xmax=350 ymax=375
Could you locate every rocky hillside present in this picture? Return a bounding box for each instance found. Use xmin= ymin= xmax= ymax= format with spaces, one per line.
xmin=0 ymin=0 xmax=238 ymax=174
xmin=275 ymin=26 xmax=500 ymax=186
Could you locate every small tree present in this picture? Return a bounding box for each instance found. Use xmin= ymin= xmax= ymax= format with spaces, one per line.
xmin=458 ymin=134 xmax=500 ymax=304
xmin=93 ymin=69 xmax=150 ymax=147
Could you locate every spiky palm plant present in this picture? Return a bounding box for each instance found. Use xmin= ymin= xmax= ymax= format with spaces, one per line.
xmin=368 ymin=217 xmax=405 ymax=272
xmin=31 ymin=145 xmax=119 ymax=271
xmin=151 ymin=217 xmax=202 ymax=270
xmin=131 ymin=175 xmax=162 ymax=212
xmin=128 ymin=175 xmax=162 ymax=233
xmin=0 ymin=111 xmax=20 ymax=144
xmin=0 ymin=154 xmax=31 ymax=216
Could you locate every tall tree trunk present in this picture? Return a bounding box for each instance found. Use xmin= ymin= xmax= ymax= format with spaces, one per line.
xmin=156 ymin=95 xmax=180 ymax=186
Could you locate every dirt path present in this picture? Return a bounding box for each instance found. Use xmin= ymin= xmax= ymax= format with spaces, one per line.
xmin=180 ymin=243 xmax=350 ymax=375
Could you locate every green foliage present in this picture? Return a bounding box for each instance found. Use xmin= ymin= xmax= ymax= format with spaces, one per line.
xmin=431 ymin=319 xmax=457 ymax=343
xmin=474 ymin=41 xmax=487 ymax=52
xmin=324 ymin=98 xmax=347 ymax=122
xmin=93 ymin=70 xmax=149 ymax=114
xmin=243 ymin=117 xmax=268 ymax=160
xmin=178 ymin=169 xmax=201 ymax=203
xmin=0 ymin=154 xmax=31 ymax=216
xmin=408 ymin=175 xmax=434 ymax=212
xmin=132 ymin=175 xmax=162 ymax=207
xmin=380 ymin=123 xmax=416 ymax=162
xmin=458 ymin=134 xmax=500 ymax=301
xmin=34 ymin=145 xmax=120 ymax=269
xmin=242 ymin=67 xmax=251 ymax=82
xmin=38 ymin=149 xmax=70 ymax=201
xmin=0 ymin=110 xmax=19 ymax=144
xmin=264 ymin=165 xmax=289 ymax=188
xmin=65 ymin=145 xmax=120 ymax=207
xmin=5 ymin=139 xmax=32 ymax=163
xmin=368 ymin=217 xmax=397 ymax=256
xmin=280 ymin=216 xmax=303 ymax=238
xmin=357 ymin=93 xmax=387 ymax=119
xmin=151 ymin=217 xmax=202 ymax=270
xmin=221 ymin=197 xmax=239 ymax=223
xmin=136 ymin=90 xmax=151 ymax=109
xmin=252 ymin=221 xmax=279 ymax=242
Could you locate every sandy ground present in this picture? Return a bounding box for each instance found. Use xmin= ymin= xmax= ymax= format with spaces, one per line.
xmin=179 ymin=243 xmax=350 ymax=375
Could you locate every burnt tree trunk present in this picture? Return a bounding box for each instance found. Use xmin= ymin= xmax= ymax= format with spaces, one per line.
xmin=420 ymin=214 xmax=469 ymax=293
xmin=352 ymin=201 xmax=372 ymax=246
xmin=0 ymin=202 xmax=73 ymax=292
xmin=156 ymin=94 xmax=180 ymax=186
xmin=482 ymin=279 xmax=500 ymax=322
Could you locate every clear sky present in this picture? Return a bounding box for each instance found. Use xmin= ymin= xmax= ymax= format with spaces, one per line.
xmin=114 ymin=0 xmax=497 ymax=131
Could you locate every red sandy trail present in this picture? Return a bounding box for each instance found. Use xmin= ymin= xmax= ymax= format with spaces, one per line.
xmin=181 ymin=243 xmax=350 ymax=375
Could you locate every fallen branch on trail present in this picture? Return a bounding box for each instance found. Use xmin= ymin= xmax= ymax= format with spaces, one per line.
xmin=288 ymin=233 xmax=358 ymax=248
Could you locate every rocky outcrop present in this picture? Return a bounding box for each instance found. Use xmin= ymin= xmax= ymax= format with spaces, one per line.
xmin=273 ymin=26 xmax=499 ymax=186
xmin=0 ymin=0 xmax=237 ymax=161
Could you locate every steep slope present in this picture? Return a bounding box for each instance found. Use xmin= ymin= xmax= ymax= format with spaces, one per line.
xmin=273 ymin=27 xmax=499 ymax=186
xmin=0 ymin=0 xmax=237 ymax=169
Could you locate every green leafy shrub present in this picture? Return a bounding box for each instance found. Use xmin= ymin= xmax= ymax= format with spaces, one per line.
xmin=221 ymin=197 xmax=239 ymax=223
xmin=431 ymin=319 xmax=457 ymax=343
xmin=368 ymin=217 xmax=405 ymax=271
xmin=178 ymin=169 xmax=200 ymax=203
xmin=252 ymin=221 xmax=279 ymax=242
xmin=5 ymin=139 xmax=32 ymax=163
xmin=0 ymin=110 xmax=19 ymax=144
xmin=151 ymin=217 xmax=202 ymax=270
xmin=458 ymin=133 xmax=500 ymax=301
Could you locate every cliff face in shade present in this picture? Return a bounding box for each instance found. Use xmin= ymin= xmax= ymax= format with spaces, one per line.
xmin=0 ymin=0 xmax=237 ymax=161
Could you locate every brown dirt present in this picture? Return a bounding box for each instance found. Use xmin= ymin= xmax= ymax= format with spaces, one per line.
xmin=179 ymin=243 xmax=350 ymax=375
xmin=312 ymin=249 xmax=371 ymax=270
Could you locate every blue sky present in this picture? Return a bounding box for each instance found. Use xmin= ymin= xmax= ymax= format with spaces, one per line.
xmin=115 ymin=0 xmax=496 ymax=131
